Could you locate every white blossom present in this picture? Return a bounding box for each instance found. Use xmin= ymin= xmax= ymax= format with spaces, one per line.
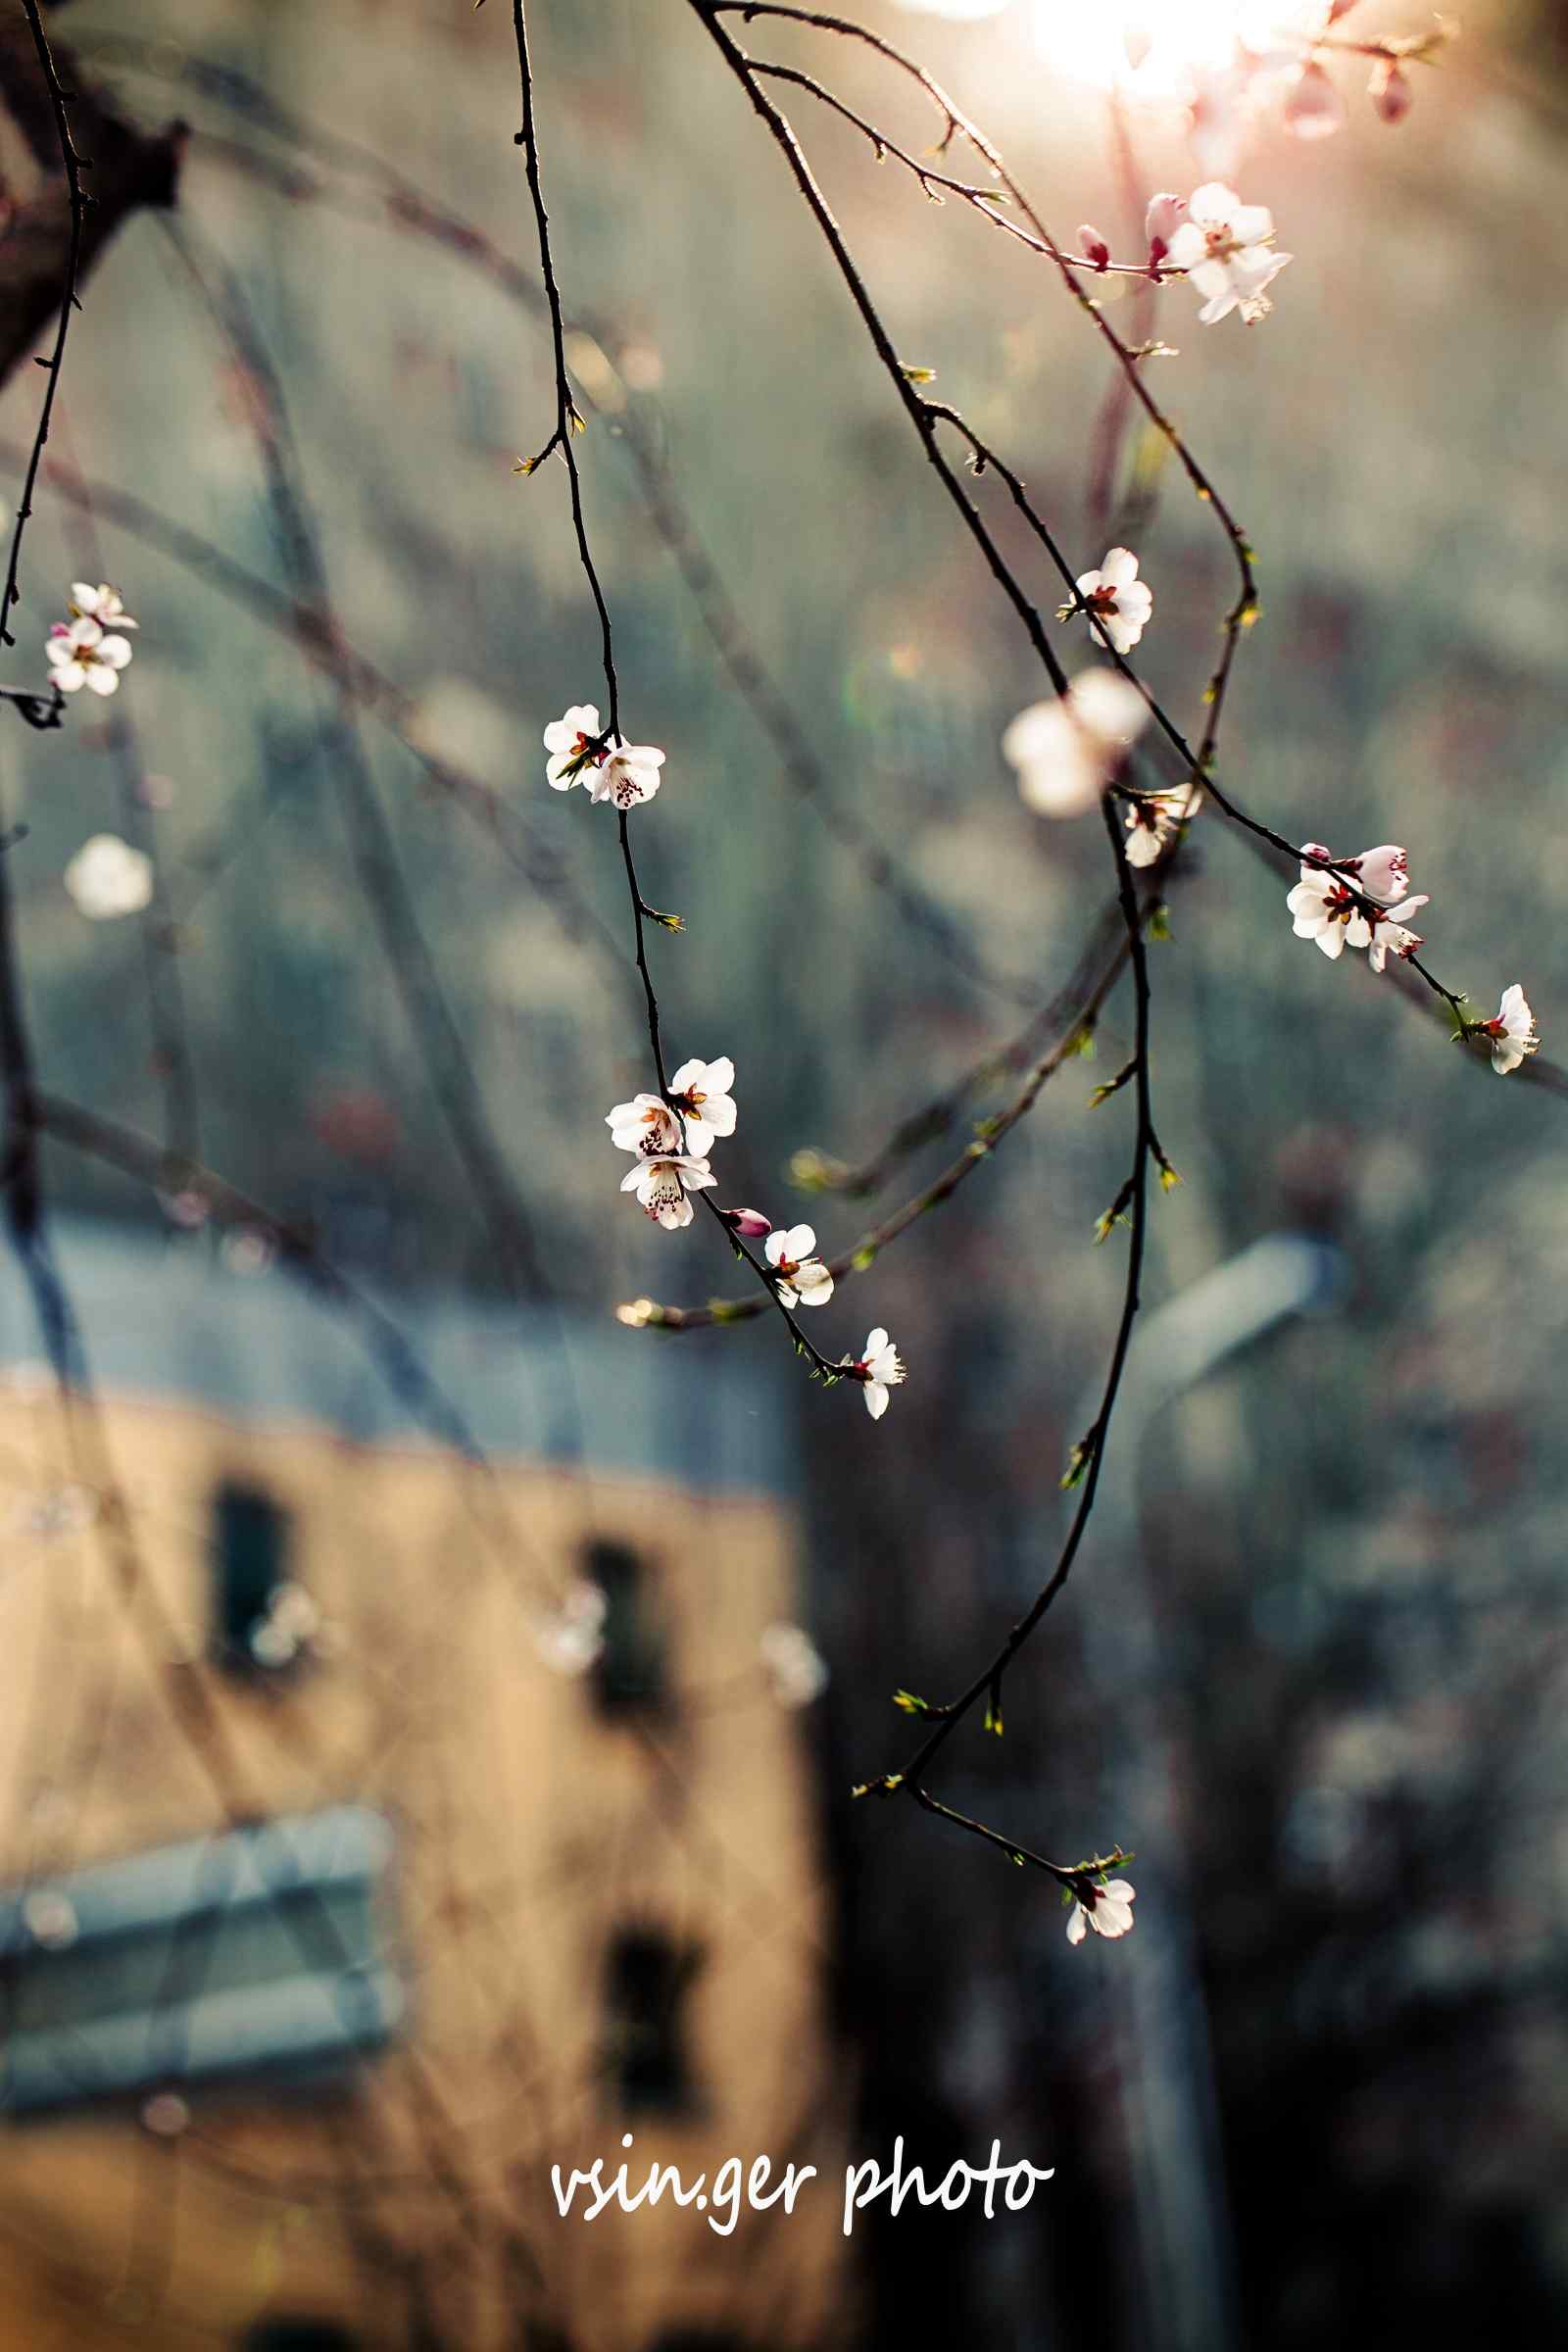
xmin=1288 ymin=844 xmax=1427 ymax=967
xmin=760 ymin=1621 xmax=829 ymax=1708
xmin=544 ymin=703 xmax=609 ymax=791
xmin=46 ymin=614 xmax=133 ymax=697
xmin=248 ymin=1581 xmax=321 ymax=1670
xmin=764 ymin=1223 xmax=835 ymax=1309
xmin=64 ymin=834 xmax=154 ymax=920
xmin=1481 ymin=985 xmax=1539 ymax=1076
xmin=1166 ymin=183 xmax=1292 ymax=325
xmin=607 ymin=1093 xmax=684 ymax=1159
xmin=1064 ymin=547 xmax=1152 ymax=657
xmin=620 ymin=1152 xmax=716 ymax=1230
xmin=1287 ymin=866 xmax=1369 ymax=961
xmin=591 ymin=743 xmax=665 ymax=809
xmin=268 ymin=1583 xmax=320 ymax=1644
xmin=249 ymin=1621 xmax=295 ymax=1668
xmin=666 ymin=1055 xmax=737 ymax=1155
xmin=1123 ymin=786 xmax=1201 ymax=868
xmin=69 ymin=581 xmax=138 ymax=634
xmin=545 ymin=705 xmax=666 ymax=808
xmin=1004 ymin=669 xmax=1150 ymax=819
xmin=535 ymin=1578 xmax=607 ymax=1676
xmin=22 ymin=1889 xmax=78 ymax=1950
xmin=1365 ymin=900 xmax=1428 ymax=974
xmin=843 ymin=1326 xmax=906 ymax=1421
xmin=1066 ymin=1877 xmax=1137 ymax=1946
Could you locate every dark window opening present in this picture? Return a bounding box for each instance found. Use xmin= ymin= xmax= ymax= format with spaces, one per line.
xmin=647 ymin=2338 xmax=750 ymax=2352
xmin=213 ymin=1483 xmax=293 ymax=1673
xmin=588 ymin=1541 xmax=666 ymax=1714
xmin=604 ymin=1929 xmax=699 ymax=2115
xmin=240 ymin=2326 xmax=361 ymax=2352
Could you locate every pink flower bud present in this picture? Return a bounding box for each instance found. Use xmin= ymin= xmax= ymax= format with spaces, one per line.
xmin=723 ymin=1206 xmax=773 ymax=1240
xmin=1144 ymin=192 xmax=1185 ymax=269
xmin=1369 ymin=60 xmax=1412 ymax=123
xmin=1078 ymin=222 xmax=1110 ymax=272
xmin=1285 ymin=62 xmax=1346 ymax=141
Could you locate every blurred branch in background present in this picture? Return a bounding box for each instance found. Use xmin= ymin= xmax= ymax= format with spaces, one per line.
xmin=0 ymin=10 xmax=183 ymax=386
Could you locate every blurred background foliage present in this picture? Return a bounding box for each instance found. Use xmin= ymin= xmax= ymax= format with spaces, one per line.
xmin=4 ymin=0 xmax=1568 ymax=2341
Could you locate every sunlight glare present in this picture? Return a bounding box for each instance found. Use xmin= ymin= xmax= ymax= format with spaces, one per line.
xmin=1032 ymin=0 xmax=1316 ymax=95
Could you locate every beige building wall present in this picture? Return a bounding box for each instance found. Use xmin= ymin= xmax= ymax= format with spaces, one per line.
xmin=0 ymin=1379 xmax=851 ymax=2350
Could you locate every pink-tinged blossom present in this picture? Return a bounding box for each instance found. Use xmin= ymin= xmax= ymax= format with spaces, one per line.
xmin=721 ymin=1206 xmax=773 ymax=1240
xmin=1288 ymin=845 xmax=1426 ymax=966
xmin=591 ymin=743 xmax=665 ymax=810
xmin=545 ymin=706 xmax=666 ymax=808
xmin=1124 ymin=786 xmax=1201 ymax=869
xmin=620 ymin=1152 xmax=715 ymax=1230
xmin=1004 ymin=669 xmax=1150 ymax=819
xmin=69 ymin=582 xmax=137 ymax=634
xmin=1481 ymin=985 xmax=1539 ymax=1076
xmin=1078 ymin=221 xmax=1110 ymax=271
xmin=1066 ymin=1877 xmax=1137 ymax=1946
xmin=843 ymin=1327 xmax=906 ymax=1421
xmin=1286 ymin=61 xmax=1347 ymax=140
xmin=666 ymin=1055 xmax=736 ymax=1156
xmin=1166 ymin=183 xmax=1292 ymax=325
xmin=764 ymin=1223 xmax=834 ymax=1309
xmin=1298 ymin=840 xmax=1413 ymax=906
xmin=607 ymin=1093 xmax=683 ymax=1159
xmin=1309 ymin=841 xmax=1412 ymax=906
xmin=1370 ymin=60 xmax=1413 ymax=122
xmin=46 ymin=614 xmax=133 ymax=697
xmin=1145 ymin=192 xmax=1186 ymax=269
xmin=1065 ymin=547 xmax=1153 ymax=657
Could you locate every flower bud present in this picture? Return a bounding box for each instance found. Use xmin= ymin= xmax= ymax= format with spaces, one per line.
xmin=1078 ymin=222 xmax=1110 ymax=271
xmin=1369 ymin=60 xmax=1412 ymax=123
xmin=1285 ymin=62 xmax=1346 ymax=141
xmin=722 ymin=1206 xmax=773 ymax=1240
xmin=1144 ymin=192 xmax=1185 ymax=269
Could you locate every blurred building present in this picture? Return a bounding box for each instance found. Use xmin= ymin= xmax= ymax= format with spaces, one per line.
xmin=0 ymin=1221 xmax=848 ymax=2350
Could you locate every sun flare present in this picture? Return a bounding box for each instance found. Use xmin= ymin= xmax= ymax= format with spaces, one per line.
xmin=1031 ymin=0 xmax=1319 ymax=93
